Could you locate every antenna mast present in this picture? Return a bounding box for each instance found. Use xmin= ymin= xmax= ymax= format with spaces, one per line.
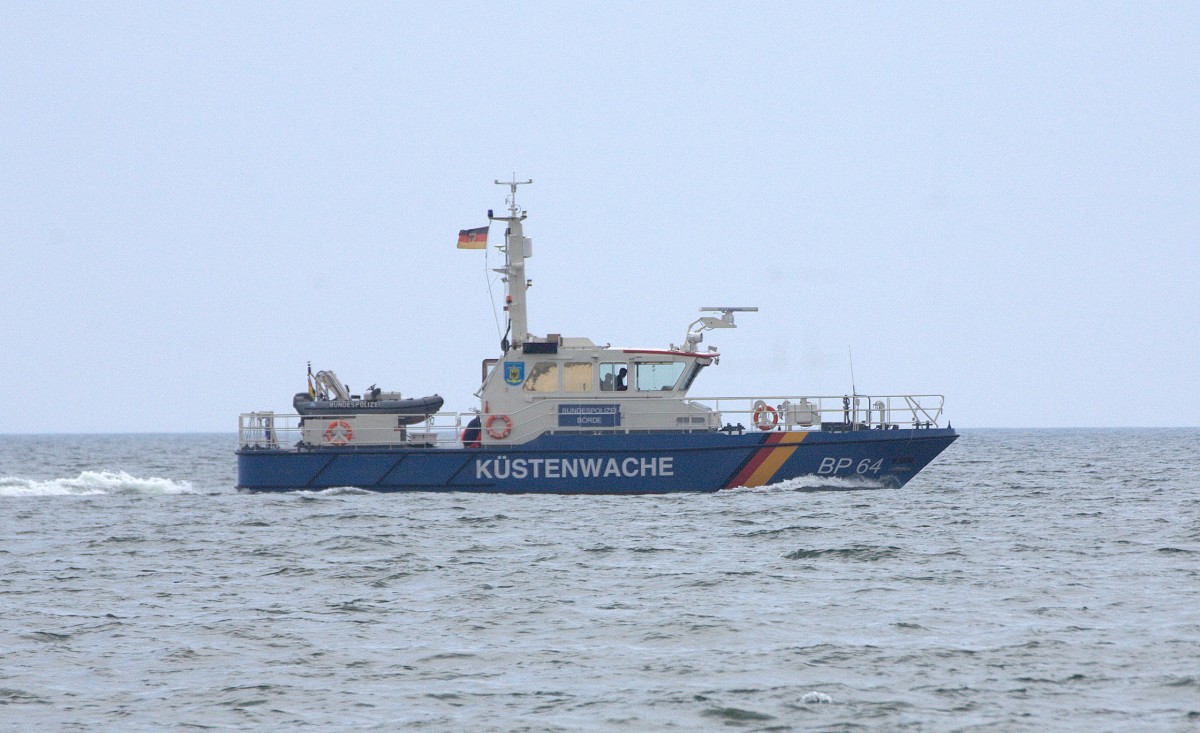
xmin=490 ymin=176 xmax=534 ymax=349
xmin=848 ymin=345 xmax=860 ymax=429
xmin=496 ymin=175 xmax=532 ymax=217
xmin=848 ymin=345 xmax=857 ymax=397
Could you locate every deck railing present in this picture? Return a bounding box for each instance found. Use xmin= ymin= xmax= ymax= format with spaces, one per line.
xmin=238 ymin=394 xmax=945 ymax=449
xmin=689 ymin=393 xmax=945 ymax=432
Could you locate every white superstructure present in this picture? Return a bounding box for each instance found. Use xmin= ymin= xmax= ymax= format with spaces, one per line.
xmin=471 ymin=179 xmax=752 ymax=444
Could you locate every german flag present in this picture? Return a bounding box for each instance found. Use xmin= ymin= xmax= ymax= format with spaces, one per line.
xmin=457 ymin=225 xmax=489 ymax=249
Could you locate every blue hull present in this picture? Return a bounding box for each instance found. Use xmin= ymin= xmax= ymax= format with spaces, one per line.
xmin=236 ymin=428 xmax=957 ymax=493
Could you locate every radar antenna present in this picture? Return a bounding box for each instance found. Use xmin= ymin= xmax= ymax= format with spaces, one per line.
xmin=494 ymin=175 xmax=533 ymax=218
xmin=677 ymin=307 xmax=758 ymax=353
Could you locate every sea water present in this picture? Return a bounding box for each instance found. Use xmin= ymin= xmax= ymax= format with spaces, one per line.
xmin=1 ymin=430 xmax=1197 ymax=731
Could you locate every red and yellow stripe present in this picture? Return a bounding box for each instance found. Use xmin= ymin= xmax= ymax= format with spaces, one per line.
xmin=724 ymin=432 xmax=808 ymax=489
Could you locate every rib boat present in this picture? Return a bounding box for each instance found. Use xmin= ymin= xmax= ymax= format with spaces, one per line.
xmin=236 ymin=179 xmax=957 ymax=493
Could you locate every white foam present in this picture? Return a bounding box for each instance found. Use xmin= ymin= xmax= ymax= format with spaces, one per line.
xmin=0 ymin=471 xmax=195 ymax=497
xmin=773 ymin=474 xmax=890 ymax=491
xmin=296 ymin=487 xmax=375 ymax=496
xmin=801 ymin=691 xmax=833 ymax=704
xmin=724 ymin=474 xmax=890 ymax=492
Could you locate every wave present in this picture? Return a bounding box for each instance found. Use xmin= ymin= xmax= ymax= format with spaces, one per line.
xmin=786 ymin=545 xmax=900 ymax=561
xmin=725 ymin=474 xmax=892 ymax=492
xmin=0 ymin=470 xmax=195 ymax=496
xmin=291 ymin=487 xmax=375 ymax=497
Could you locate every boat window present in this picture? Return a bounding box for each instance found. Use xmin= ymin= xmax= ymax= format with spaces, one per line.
xmin=482 ymin=359 xmax=498 ymax=384
xmin=599 ymin=362 xmax=629 ymax=392
xmin=681 ymin=362 xmax=706 ymax=391
xmin=636 ymin=362 xmax=686 ymax=391
xmin=563 ymin=362 xmax=593 ymax=392
xmin=524 ymin=361 xmax=559 ymax=392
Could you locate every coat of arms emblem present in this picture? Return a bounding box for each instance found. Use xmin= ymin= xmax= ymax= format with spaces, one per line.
xmin=504 ymin=361 xmax=525 ymax=386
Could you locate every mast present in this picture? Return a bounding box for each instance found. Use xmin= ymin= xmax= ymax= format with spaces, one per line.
xmin=490 ymin=177 xmax=534 ymax=348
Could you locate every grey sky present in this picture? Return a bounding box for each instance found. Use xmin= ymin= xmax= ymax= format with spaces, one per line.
xmin=2 ymin=2 xmax=1196 ymax=432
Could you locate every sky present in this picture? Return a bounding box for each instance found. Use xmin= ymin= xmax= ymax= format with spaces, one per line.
xmin=2 ymin=2 xmax=1197 ymax=432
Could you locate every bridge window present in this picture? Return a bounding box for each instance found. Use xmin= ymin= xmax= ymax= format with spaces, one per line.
xmin=563 ymin=362 xmax=593 ymax=392
xmin=524 ymin=361 xmax=559 ymax=392
xmin=681 ymin=362 xmax=706 ymax=391
xmin=599 ymin=362 xmax=628 ymax=392
xmin=636 ymin=362 xmax=686 ymax=391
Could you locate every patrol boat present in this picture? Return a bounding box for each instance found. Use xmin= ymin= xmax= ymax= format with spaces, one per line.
xmin=237 ymin=179 xmax=957 ymax=493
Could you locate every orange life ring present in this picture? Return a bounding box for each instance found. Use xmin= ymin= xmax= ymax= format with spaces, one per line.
xmin=324 ymin=419 xmax=353 ymax=446
xmin=752 ymin=403 xmax=779 ymax=431
xmin=486 ymin=414 xmax=512 ymax=440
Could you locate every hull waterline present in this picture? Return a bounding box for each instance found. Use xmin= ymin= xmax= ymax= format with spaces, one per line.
xmin=237 ymin=427 xmax=957 ymax=494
